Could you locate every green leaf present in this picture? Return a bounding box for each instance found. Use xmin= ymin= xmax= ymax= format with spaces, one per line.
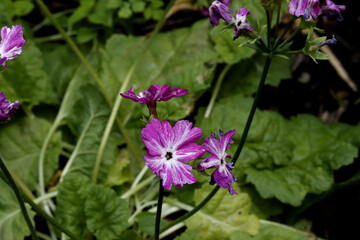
xmin=196 ymin=95 xmax=359 ymax=206
xmin=77 ymin=27 xmax=98 ymax=43
xmin=210 ymin=23 xmax=256 ymax=64
xmin=12 ymin=0 xmax=34 ymax=17
xmin=85 ymin=184 xmax=131 ymax=239
xmin=68 ymin=0 xmax=95 ymax=26
xmin=0 ymin=117 xmax=62 ymax=191
xmin=231 ymin=224 xmax=313 ymax=240
xmin=0 ymin=40 xmax=58 ymax=108
xmin=219 ymin=55 xmax=291 ymax=97
xmin=104 ymin=149 xmax=133 ymax=187
xmin=137 ymin=212 xmax=168 ymax=236
xmin=184 ymin=185 xmax=260 ymax=239
xmin=56 ymin=173 xmax=91 ymax=239
xmin=174 ymin=230 xmax=201 ymax=240
xmin=0 ymin=178 xmax=35 ymax=240
xmin=88 ymin=0 xmax=113 ymax=27
xmin=118 ymin=2 xmax=132 ymax=19
xmin=56 ymin=173 xmax=131 ymax=239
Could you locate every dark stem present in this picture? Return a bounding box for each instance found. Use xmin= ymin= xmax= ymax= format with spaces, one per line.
xmin=232 ymin=56 xmax=273 ymax=164
xmin=273 ymin=22 xmax=292 ymax=49
xmin=274 ymin=0 xmax=282 ymax=38
xmin=20 ymin=193 xmax=82 ymax=240
xmin=277 ymin=28 xmax=300 ymax=49
xmin=265 ymin=9 xmax=273 ymax=48
xmin=0 ymin=158 xmax=39 ymax=240
xmin=148 ymin=102 xmax=159 ymax=119
xmin=155 ymin=180 xmax=164 ymax=240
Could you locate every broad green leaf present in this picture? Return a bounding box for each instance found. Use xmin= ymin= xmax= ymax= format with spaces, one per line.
xmin=56 ymin=173 xmax=131 ymax=239
xmin=12 ymin=0 xmax=34 ymax=17
xmin=230 ymin=224 xmax=314 ymax=240
xmin=184 ymin=185 xmax=260 ymax=239
xmin=0 ymin=117 xmax=62 ymax=191
xmin=196 ymin=95 xmax=359 ymax=206
xmin=40 ymin=43 xmax=79 ymax=99
xmin=101 ymin=20 xmax=218 ymax=121
xmin=56 ymin=174 xmax=91 ymax=239
xmin=0 ymin=178 xmax=35 ymax=240
xmin=174 ymin=230 xmax=201 ymax=240
xmin=0 ymin=40 xmax=58 ymax=108
xmin=85 ymin=184 xmax=131 ymax=240
xmin=137 ymin=212 xmax=167 ymax=236
xmin=219 ymin=55 xmax=291 ymax=97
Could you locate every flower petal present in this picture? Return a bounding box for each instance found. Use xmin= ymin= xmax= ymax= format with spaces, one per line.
xmin=141 ymin=118 xmax=165 ymax=156
xmin=160 ymin=159 xmax=197 ymax=190
xmin=211 ymin=164 xmax=238 ymax=195
xmin=198 ymin=155 xmax=220 ymax=171
xmin=173 ymin=120 xmax=202 ymax=149
xmin=220 ymin=129 xmax=236 ymax=154
xmin=0 ymin=92 xmax=20 ymax=122
xmin=144 ymin=154 xmax=166 ymax=177
xmin=176 ymin=143 xmax=205 ymax=161
xmin=202 ymin=133 xmax=221 ymax=157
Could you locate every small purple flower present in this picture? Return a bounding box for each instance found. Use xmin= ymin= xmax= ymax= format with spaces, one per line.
xmin=209 ymin=0 xmax=233 ymax=27
xmin=120 ymin=84 xmax=187 ymax=117
xmin=0 ymin=25 xmax=25 ymax=68
xmin=288 ymin=0 xmax=320 ymax=20
xmin=0 ymin=92 xmax=20 ymax=122
xmin=319 ymin=34 xmax=337 ymax=47
xmin=321 ymin=0 xmax=346 ymax=22
xmin=199 ymin=129 xmax=237 ymax=195
xmin=233 ymin=8 xmax=253 ymax=40
xmin=141 ymin=119 xmax=205 ymax=190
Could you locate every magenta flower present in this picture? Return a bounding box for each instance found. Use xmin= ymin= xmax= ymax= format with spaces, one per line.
xmin=233 ymin=8 xmax=253 ymax=40
xmin=120 ymin=84 xmax=187 ymax=118
xmin=0 ymin=92 xmax=20 ymax=122
xmin=288 ymin=0 xmax=320 ymax=20
xmin=321 ymin=0 xmax=346 ymax=22
xmin=199 ymin=129 xmax=237 ymax=195
xmin=0 ymin=25 xmax=25 ymax=68
xmin=209 ymin=0 xmax=233 ymax=27
xmin=141 ymin=119 xmax=205 ymax=190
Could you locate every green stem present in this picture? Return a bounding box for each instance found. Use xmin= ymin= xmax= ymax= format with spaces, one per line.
xmin=277 ymin=28 xmax=300 ymax=49
xmin=92 ymin=65 xmax=135 ymax=184
xmin=0 ymin=158 xmax=38 ymax=240
xmin=204 ymin=64 xmax=232 ymax=118
xmin=121 ymin=176 xmax=154 ymax=199
xmin=265 ymin=9 xmax=273 ymax=48
xmin=280 ymin=49 xmax=303 ymax=54
xmin=35 ymin=0 xmax=143 ymax=168
xmin=21 ymin=193 xmax=82 ymax=240
xmin=273 ymin=22 xmax=291 ymax=49
xmin=232 ymin=56 xmax=272 ymax=164
xmin=274 ymin=0 xmax=282 ymax=38
xmin=155 ymin=181 xmax=164 ymax=240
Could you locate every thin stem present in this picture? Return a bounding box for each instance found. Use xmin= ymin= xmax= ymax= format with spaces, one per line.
xmin=159 ymin=186 xmax=220 ymax=234
xmin=92 ymin=65 xmax=136 ymax=184
xmin=277 ymin=28 xmax=300 ymax=49
xmin=265 ymin=9 xmax=273 ymax=48
xmin=204 ymin=64 xmax=232 ymax=118
xmin=155 ymin=181 xmax=164 ymax=240
xmin=7 ymin=168 xmax=36 ymax=200
xmin=62 ymin=141 xmax=75 ymax=151
xmin=273 ymin=22 xmax=292 ymax=49
xmin=232 ymin=56 xmax=272 ymax=164
xmin=274 ymin=0 xmax=282 ymax=38
xmin=21 ymin=193 xmax=82 ymax=240
xmin=280 ymin=49 xmax=303 ymax=54
xmin=0 ymin=158 xmax=38 ymax=240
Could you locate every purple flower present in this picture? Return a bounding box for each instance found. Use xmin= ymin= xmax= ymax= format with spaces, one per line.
xmin=233 ymin=8 xmax=253 ymax=40
xmin=209 ymin=0 xmax=233 ymax=27
xmin=0 ymin=25 xmax=25 ymax=68
xmin=304 ymin=0 xmax=320 ymax=20
xmin=319 ymin=34 xmax=337 ymax=47
xmin=0 ymin=92 xmax=20 ymax=122
xmin=120 ymin=84 xmax=187 ymax=117
xmin=141 ymin=119 xmax=205 ymax=190
xmin=199 ymin=129 xmax=237 ymax=195
xmin=321 ymin=0 xmax=346 ymax=22
xmin=288 ymin=0 xmax=320 ymax=20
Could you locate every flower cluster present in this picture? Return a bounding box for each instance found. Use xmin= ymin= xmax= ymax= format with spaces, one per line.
xmin=0 ymin=25 xmax=26 ymax=68
xmin=208 ymin=1 xmax=253 ymax=40
xmin=288 ymin=0 xmax=345 ymax=21
xmin=0 ymin=92 xmax=20 ymax=122
xmin=121 ymin=84 xmax=238 ymax=194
